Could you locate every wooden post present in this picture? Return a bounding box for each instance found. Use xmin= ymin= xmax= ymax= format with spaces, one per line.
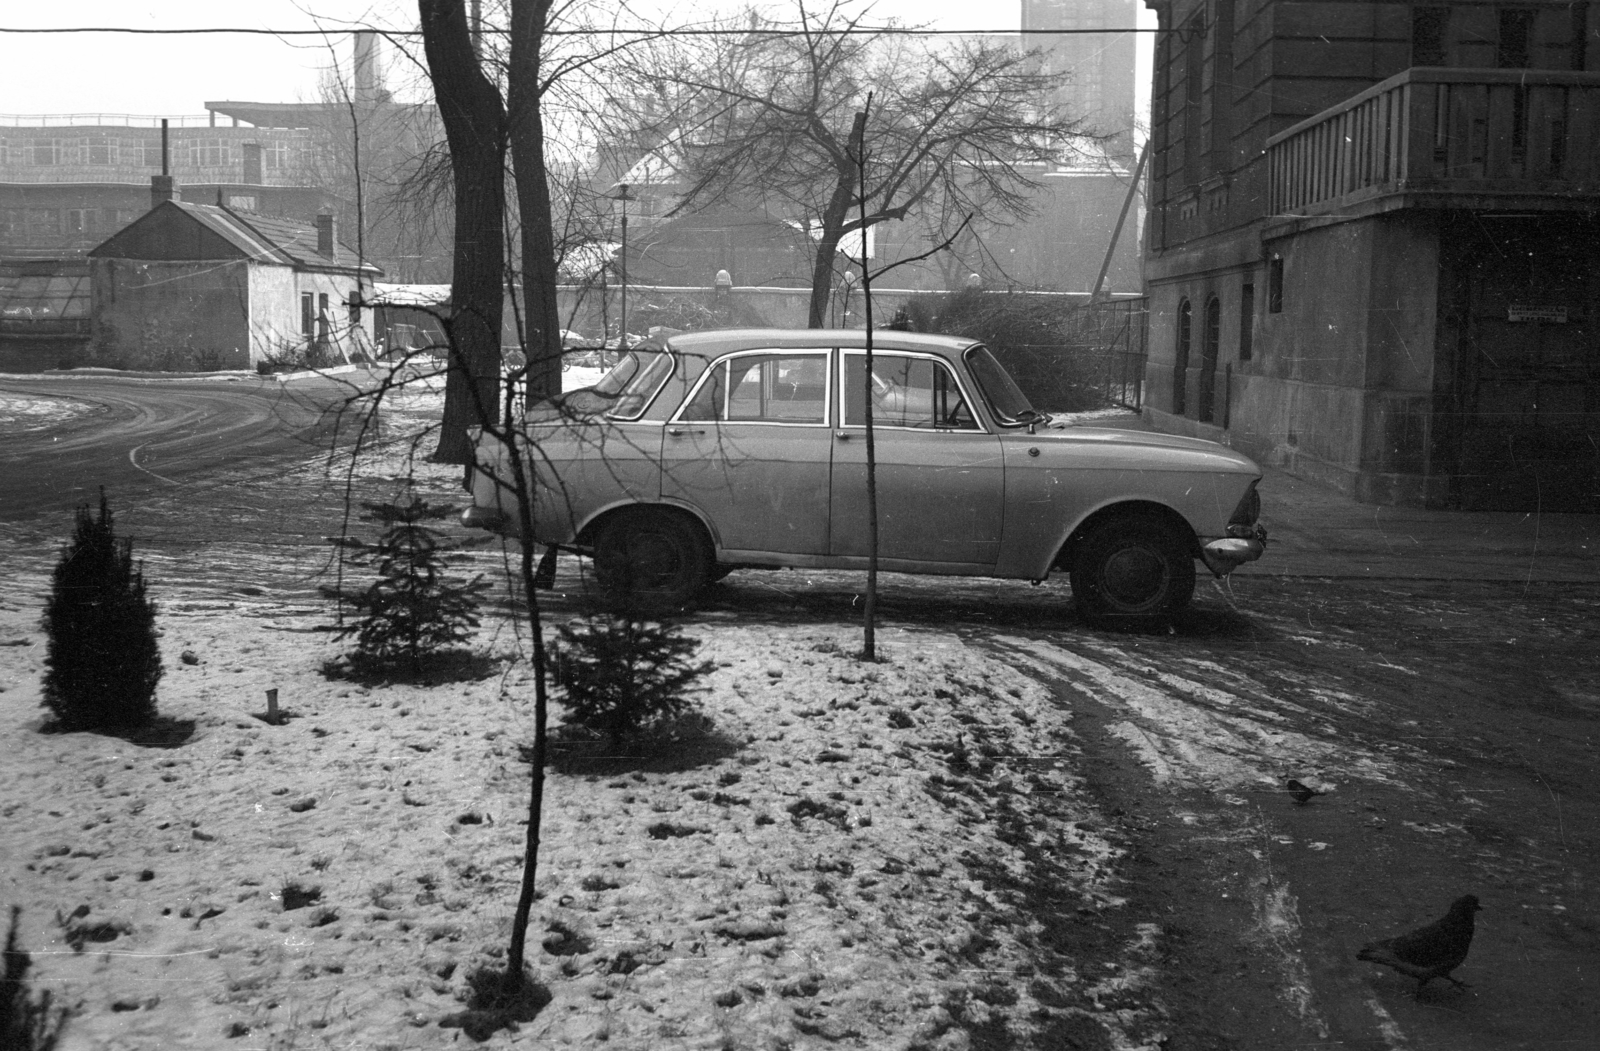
xmin=266 ymin=688 xmax=279 ymax=723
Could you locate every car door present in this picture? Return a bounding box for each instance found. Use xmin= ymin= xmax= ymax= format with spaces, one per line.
xmin=829 ymin=350 xmax=1004 ymax=568
xmin=659 ymin=349 xmax=834 ymax=556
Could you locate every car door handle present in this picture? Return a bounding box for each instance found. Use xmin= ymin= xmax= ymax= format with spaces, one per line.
xmin=667 ymin=427 xmax=705 ymax=436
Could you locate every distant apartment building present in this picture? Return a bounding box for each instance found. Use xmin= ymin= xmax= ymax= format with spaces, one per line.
xmin=973 ymin=0 xmax=1143 ymax=292
xmin=1143 ymin=1 xmax=1600 ymax=511
xmin=1024 ymin=0 xmax=1142 ymax=158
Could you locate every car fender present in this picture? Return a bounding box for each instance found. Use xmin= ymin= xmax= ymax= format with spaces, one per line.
xmin=569 ymin=498 xmax=719 ymax=555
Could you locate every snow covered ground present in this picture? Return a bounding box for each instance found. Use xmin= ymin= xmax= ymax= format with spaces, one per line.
xmin=0 ymin=569 xmax=1150 ymax=1049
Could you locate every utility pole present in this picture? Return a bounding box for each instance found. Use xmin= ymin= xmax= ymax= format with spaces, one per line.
xmin=1091 ymin=138 xmax=1150 ymax=303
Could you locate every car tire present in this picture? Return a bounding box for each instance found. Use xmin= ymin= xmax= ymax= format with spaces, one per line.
xmin=1069 ymin=516 xmax=1196 ymax=625
xmin=592 ymin=508 xmax=710 ymax=612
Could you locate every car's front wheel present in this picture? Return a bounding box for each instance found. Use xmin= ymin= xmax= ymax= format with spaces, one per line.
xmin=591 ymin=508 xmax=710 ymax=612
xmin=1069 ymin=516 xmax=1196 ymax=625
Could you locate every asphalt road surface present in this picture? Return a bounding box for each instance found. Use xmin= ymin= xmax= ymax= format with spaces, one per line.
xmin=0 ymin=372 xmax=368 ymax=522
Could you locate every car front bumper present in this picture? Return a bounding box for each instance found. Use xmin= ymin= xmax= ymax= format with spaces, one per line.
xmin=1199 ymin=524 xmax=1268 ymax=577
xmin=461 ymin=505 xmax=509 ymax=532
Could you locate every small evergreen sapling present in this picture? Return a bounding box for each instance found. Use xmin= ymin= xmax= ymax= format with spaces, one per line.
xmin=41 ymin=492 xmax=162 ymax=730
xmin=2 ymin=907 xmax=70 ymax=1051
xmin=322 ymin=494 xmax=489 ymax=674
xmin=552 ymin=611 xmax=715 ymax=749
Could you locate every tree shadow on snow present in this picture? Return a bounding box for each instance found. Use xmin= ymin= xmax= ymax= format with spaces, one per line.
xmin=537 ymin=714 xmax=743 ymax=776
xmin=437 ymin=966 xmax=551 ymax=1042
xmin=37 ymin=714 xmax=197 ymax=749
xmin=319 ymin=649 xmax=503 ymax=688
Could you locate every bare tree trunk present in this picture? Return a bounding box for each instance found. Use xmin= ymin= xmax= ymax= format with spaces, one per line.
xmin=847 ymin=108 xmax=878 ymax=661
xmin=508 ymin=0 xmax=564 ymax=403
xmin=420 ymin=0 xmax=507 ymax=464
xmin=807 ymin=173 xmax=856 ymax=329
xmin=502 ymin=0 xmax=557 ymax=987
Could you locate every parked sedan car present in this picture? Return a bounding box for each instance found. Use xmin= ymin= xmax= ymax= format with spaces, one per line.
xmin=462 ymin=329 xmax=1267 ymax=622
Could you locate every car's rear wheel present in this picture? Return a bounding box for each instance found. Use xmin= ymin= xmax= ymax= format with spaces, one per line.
xmin=591 ymin=508 xmax=710 ymax=611
xmin=1069 ymin=516 xmax=1196 ymax=625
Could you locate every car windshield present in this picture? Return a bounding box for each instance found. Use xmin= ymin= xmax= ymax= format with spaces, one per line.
xmin=963 ymin=345 xmax=1041 ymax=425
xmin=587 ymin=347 xmax=673 ymax=419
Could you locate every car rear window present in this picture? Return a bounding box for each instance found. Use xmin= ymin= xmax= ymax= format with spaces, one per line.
xmin=679 ymin=352 xmax=829 ymax=424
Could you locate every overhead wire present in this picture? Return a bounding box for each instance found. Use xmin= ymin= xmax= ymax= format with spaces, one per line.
xmin=0 ymin=25 xmax=1153 ymax=37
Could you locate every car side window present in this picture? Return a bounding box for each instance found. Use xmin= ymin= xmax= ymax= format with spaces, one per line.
xmin=680 ymin=353 xmax=827 ymax=424
xmin=679 ymin=362 xmax=726 ymax=421
xmin=843 ymin=353 xmax=978 ymax=430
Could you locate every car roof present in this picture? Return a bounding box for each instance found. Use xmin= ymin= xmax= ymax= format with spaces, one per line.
xmin=662 ymin=328 xmax=980 ymax=361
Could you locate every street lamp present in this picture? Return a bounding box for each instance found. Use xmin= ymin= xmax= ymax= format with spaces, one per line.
xmin=614 ymin=182 xmax=633 ymax=350
xmin=838 ymin=270 xmax=857 ymax=326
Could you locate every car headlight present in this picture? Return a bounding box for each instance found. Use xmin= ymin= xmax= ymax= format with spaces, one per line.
xmin=1227 ymin=481 xmax=1261 ymax=532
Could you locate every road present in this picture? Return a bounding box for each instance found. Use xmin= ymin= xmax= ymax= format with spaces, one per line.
xmin=0 ymin=371 xmax=370 ymax=522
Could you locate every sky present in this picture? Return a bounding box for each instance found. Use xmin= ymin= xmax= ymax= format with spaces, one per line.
xmin=0 ymin=2 xmax=1154 ymax=124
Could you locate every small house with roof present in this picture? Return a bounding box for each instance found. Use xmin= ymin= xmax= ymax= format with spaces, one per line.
xmin=87 ymin=188 xmax=380 ymax=370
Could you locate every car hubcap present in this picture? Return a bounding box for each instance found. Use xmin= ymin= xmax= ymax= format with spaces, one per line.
xmin=617 ymin=532 xmax=680 ymax=590
xmin=1102 ymin=545 xmax=1167 ymax=609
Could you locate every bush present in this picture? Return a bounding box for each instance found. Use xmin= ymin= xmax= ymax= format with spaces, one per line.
xmin=552 ymin=611 xmax=715 ymax=749
xmin=41 ymin=493 xmax=163 ymax=731
xmin=898 ymin=288 xmax=1111 ymax=412
xmin=1 ymin=908 xmax=69 ymax=1050
xmin=321 ymin=494 xmax=489 ymax=675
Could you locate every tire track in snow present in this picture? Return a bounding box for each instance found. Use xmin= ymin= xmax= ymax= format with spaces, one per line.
xmin=980 ymin=632 xmax=1419 ymax=1049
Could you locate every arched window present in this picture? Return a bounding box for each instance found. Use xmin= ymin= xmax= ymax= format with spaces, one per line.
xmin=1199 ymin=296 xmax=1221 ymax=423
xmin=1173 ymin=299 xmax=1191 ymax=416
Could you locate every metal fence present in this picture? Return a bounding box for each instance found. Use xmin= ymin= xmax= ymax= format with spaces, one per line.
xmin=1062 ymin=296 xmax=1148 ymax=410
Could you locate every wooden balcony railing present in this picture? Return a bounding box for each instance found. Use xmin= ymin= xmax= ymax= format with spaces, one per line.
xmin=1266 ymin=67 xmax=1600 ymax=216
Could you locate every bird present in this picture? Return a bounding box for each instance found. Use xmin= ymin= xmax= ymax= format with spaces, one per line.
xmin=1357 ymin=895 xmax=1481 ymax=994
xmin=1285 ymin=778 xmax=1321 ymax=804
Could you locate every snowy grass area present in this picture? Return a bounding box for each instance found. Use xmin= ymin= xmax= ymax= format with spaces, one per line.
xmin=0 ymin=391 xmax=97 ymax=431
xmin=0 ymin=584 xmax=1142 ymax=1050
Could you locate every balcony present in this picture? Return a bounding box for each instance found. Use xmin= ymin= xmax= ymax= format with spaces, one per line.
xmin=1266 ymin=68 xmax=1600 ymax=220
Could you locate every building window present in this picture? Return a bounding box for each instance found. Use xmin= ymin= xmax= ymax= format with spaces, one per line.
xmin=1173 ymin=299 xmax=1192 ymax=417
xmin=1198 ymin=297 xmax=1221 ymax=423
xmin=85 ymin=137 xmax=113 ymax=165
xmin=301 ymin=293 xmax=315 ymax=340
xmin=190 ymin=138 xmax=229 ymax=168
xmin=243 ymin=142 xmax=263 ymax=185
xmin=1239 ymin=282 xmax=1255 ymax=361
xmin=1573 ymin=3 xmax=1589 ymax=70
xmin=1412 ymin=7 xmax=1450 ymax=66
xmin=1498 ymin=9 xmax=1534 ymax=69
xmin=1182 ymin=16 xmax=1204 ymax=187
xmin=1268 ymin=256 xmax=1284 ymax=313
xmin=31 ymin=139 xmax=57 ymax=165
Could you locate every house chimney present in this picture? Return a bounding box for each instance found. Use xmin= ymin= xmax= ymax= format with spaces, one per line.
xmin=315 ymin=214 xmax=337 ymax=260
xmin=151 ymin=175 xmax=179 ymax=208
xmin=150 ymin=117 xmax=178 ymax=208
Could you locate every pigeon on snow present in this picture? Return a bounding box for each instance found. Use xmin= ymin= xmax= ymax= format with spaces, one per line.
xmin=1357 ymin=895 xmax=1481 ymax=994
